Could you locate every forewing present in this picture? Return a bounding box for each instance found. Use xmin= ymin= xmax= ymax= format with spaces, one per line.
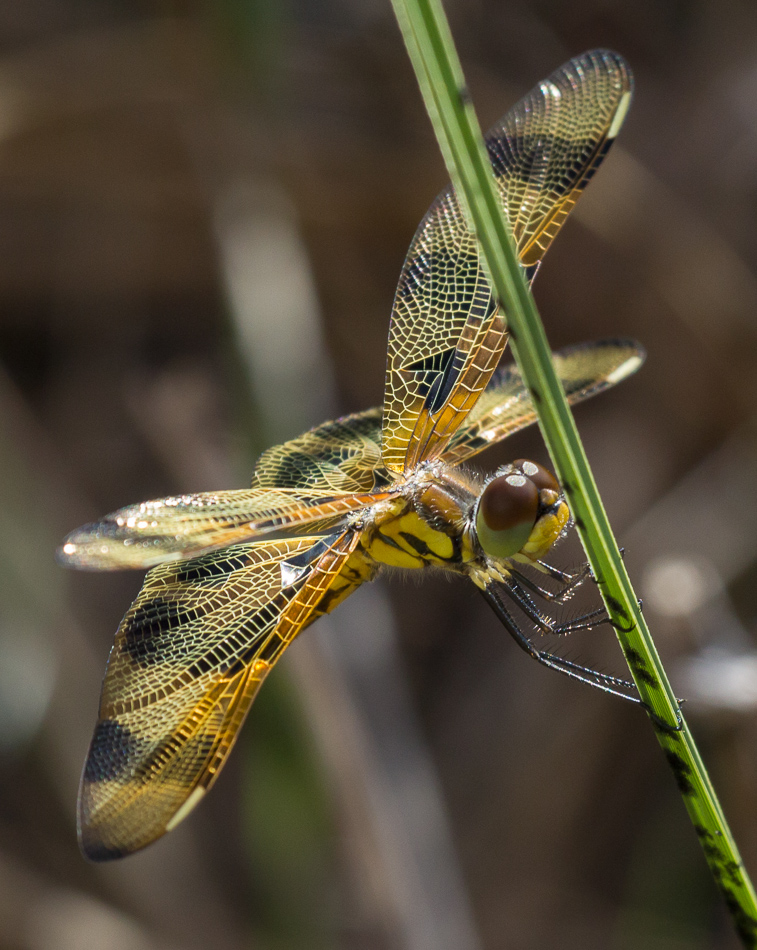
xmin=382 ymin=50 xmax=633 ymax=474
xmin=251 ymin=407 xmax=387 ymax=493
xmin=78 ymin=529 xmax=363 ymax=860
xmin=442 ymin=340 xmax=645 ymax=465
xmin=59 ymin=486 xmax=388 ymax=570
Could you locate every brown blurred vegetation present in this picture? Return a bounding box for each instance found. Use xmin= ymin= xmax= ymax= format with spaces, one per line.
xmin=1 ymin=1 xmax=757 ymax=948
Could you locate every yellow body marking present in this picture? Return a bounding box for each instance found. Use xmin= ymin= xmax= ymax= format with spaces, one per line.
xmin=362 ymin=479 xmax=466 ymax=570
xmin=520 ymin=500 xmax=570 ymax=560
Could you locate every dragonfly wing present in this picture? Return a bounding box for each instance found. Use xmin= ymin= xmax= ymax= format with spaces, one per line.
xmin=59 ymin=486 xmax=388 ymax=570
xmin=442 ymin=340 xmax=645 ymax=465
xmin=78 ymin=529 xmax=364 ymax=860
xmin=382 ymin=50 xmax=633 ymax=474
xmin=251 ymin=407 xmax=387 ymax=493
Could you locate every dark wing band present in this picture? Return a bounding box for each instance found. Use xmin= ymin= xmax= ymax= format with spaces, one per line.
xmin=78 ymin=529 xmax=363 ymax=860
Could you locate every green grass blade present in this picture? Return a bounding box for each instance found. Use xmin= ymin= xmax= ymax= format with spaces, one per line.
xmin=388 ymin=0 xmax=757 ymax=943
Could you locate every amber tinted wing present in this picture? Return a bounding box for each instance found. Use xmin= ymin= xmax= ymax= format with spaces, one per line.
xmin=251 ymin=407 xmax=388 ymax=493
xmin=382 ymin=49 xmax=633 ymax=474
xmin=441 ymin=340 xmax=645 ymax=465
xmin=78 ymin=529 xmax=362 ymax=860
xmin=59 ymin=486 xmax=389 ymax=570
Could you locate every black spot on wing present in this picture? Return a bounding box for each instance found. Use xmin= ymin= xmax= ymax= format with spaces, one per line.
xmin=426 ymin=350 xmax=465 ymax=413
xmin=277 ymin=452 xmax=353 ymax=488
xmin=122 ymin=596 xmax=202 ymax=666
xmin=83 ymin=719 xmax=148 ymax=784
xmin=221 ymin=593 xmax=298 ymax=672
xmin=174 ymin=550 xmax=251 ymax=584
xmin=397 ymin=244 xmax=489 ymax=315
xmin=398 ymin=247 xmax=457 ymax=301
xmin=486 ymin=134 xmax=613 ymax=198
xmin=405 ymin=347 xmax=455 ymax=393
xmin=79 ymin=837 xmax=128 ymax=863
xmin=404 ymin=347 xmax=466 ymax=414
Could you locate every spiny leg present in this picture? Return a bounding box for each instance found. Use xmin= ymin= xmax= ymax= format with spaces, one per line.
xmin=509 ymin=561 xmax=592 ymax=604
xmin=533 ymin=558 xmax=592 ymax=585
xmin=481 ymin=582 xmax=641 ymax=704
xmin=529 ymin=548 xmax=626 ymax=590
xmin=503 ymin=576 xmax=609 ymax=637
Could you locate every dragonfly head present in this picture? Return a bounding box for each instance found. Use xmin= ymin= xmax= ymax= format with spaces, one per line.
xmin=474 ymin=460 xmax=570 ymax=563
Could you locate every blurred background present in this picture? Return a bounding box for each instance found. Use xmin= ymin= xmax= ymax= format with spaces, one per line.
xmin=1 ymin=1 xmax=757 ymax=948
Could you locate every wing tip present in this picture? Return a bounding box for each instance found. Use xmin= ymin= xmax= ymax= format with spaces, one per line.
xmin=606 ymin=349 xmax=646 ymax=384
xmin=77 ymin=785 xmax=163 ymax=863
xmin=601 ymin=337 xmax=647 ymax=369
xmin=561 ymin=50 xmax=635 ymax=134
xmin=559 ymin=336 xmax=645 ymax=357
xmin=572 ymin=48 xmax=634 ymax=87
xmin=77 ymin=802 xmax=132 ymax=862
xmin=56 ymin=526 xmax=96 ymax=569
xmin=56 ymin=522 xmax=131 ymax=571
xmin=78 ymin=831 xmax=130 ymax=863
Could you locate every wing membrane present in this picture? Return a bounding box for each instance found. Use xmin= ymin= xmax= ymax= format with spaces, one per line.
xmin=59 ymin=486 xmax=389 ymax=570
xmin=382 ymin=50 xmax=633 ymax=474
xmin=442 ymin=340 xmax=645 ymax=465
xmin=251 ymin=407 xmax=388 ymax=493
xmin=78 ymin=529 xmax=363 ymax=860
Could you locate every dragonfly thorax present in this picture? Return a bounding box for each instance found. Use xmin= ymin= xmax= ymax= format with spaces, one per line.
xmin=359 ymin=460 xmax=569 ymax=576
xmin=358 ymin=464 xmax=477 ymax=571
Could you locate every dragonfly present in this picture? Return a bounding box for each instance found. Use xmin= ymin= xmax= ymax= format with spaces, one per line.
xmin=59 ymin=49 xmax=642 ymax=861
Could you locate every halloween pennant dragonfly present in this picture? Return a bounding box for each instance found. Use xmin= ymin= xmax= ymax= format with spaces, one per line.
xmin=59 ymin=49 xmax=642 ymax=861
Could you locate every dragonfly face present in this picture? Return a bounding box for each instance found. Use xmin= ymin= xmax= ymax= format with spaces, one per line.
xmin=58 ymin=49 xmax=644 ymax=861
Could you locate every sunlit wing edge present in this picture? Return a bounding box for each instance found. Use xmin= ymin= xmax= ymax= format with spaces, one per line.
xmin=58 ymin=488 xmax=391 ymax=571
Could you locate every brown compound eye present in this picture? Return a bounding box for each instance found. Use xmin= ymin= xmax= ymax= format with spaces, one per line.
xmin=475 ymin=473 xmax=539 ymax=559
xmin=511 ymin=459 xmax=560 ymax=494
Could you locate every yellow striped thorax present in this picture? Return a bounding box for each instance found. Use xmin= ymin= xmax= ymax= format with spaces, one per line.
xmin=358 ymin=460 xmax=570 ymax=576
xmin=359 ymin=465 xmax=478 ymax=571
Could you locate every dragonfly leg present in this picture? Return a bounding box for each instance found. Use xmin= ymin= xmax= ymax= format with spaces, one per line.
xmin=509 ymin=561 xmax=591 ymax=604
xmin=503 ymin=576 xmax=609 ymax=637
xmin=481 ymin=582 xmax=641 ymax=705
xmin=533 ymin=558 xmax=592 ymax=585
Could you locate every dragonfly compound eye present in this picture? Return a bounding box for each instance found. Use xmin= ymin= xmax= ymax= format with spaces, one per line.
xmin=511 ymin=459 xmax=560 ymax=494
xmin=476 ymin=473 xmax=539 ymax=559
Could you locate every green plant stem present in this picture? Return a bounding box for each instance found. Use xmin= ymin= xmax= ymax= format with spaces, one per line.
xmin=389 ymin=0 xmax=757 ymax=943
